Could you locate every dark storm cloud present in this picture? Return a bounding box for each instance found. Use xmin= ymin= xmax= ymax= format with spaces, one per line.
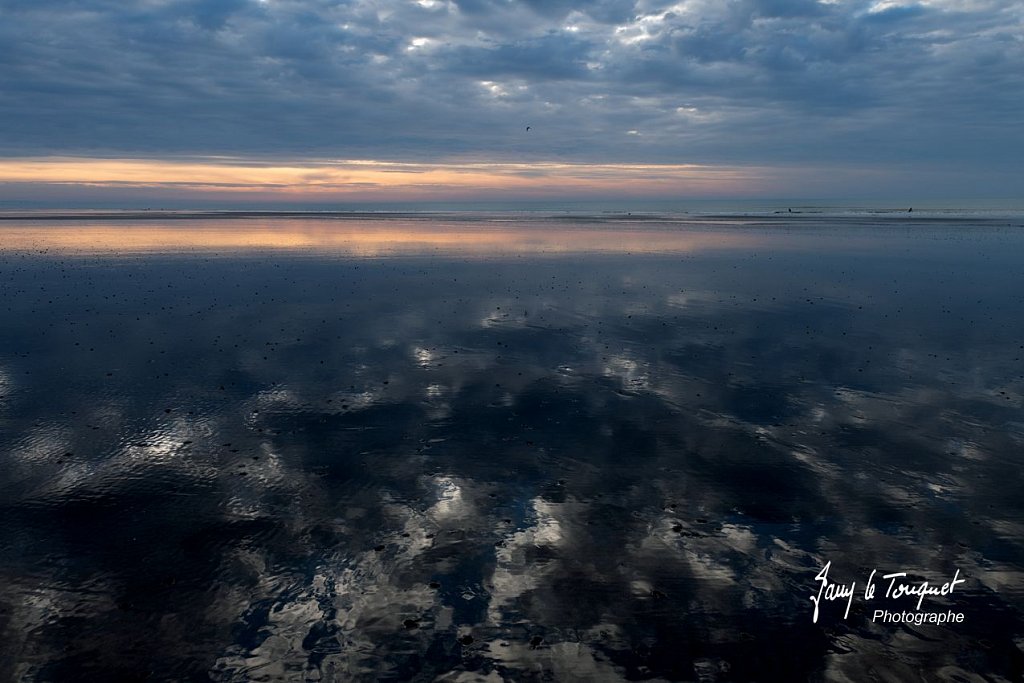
xmin=0 ymin=0 xmax=1021 ymax=178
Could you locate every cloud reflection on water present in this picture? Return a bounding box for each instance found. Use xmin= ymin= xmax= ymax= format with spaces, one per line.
xmin=0 ymin=219 xmax=1022 ymax=681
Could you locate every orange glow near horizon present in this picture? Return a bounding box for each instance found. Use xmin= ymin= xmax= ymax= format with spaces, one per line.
xmin=0 ymin=157 xmax=772 ymax=200
xmin=0 ymin=219 xmax=764 ymax=256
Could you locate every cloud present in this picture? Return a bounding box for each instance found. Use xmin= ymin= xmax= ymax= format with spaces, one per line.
xmin=0 ymin=0 xmax=1021 ymax=197
xmin=0 ymin=157 xmax=776 ymax=203
xmin=438 ymin=34 xmax=595 ymax=80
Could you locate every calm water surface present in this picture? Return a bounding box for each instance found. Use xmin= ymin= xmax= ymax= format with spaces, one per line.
xmin=1 ymin=215 xmax=1022 ymax=681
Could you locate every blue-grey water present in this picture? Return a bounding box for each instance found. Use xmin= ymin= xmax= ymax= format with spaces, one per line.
xmin=0 ymin=212 xmax=1022 ymax=681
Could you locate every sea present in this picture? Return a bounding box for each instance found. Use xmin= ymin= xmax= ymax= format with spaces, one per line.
xmin=0 ymin=202 xmax=1022 ymax=681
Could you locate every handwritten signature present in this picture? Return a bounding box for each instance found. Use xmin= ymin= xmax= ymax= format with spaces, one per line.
xmin=810 ymin=561 xmax=965 ymax=623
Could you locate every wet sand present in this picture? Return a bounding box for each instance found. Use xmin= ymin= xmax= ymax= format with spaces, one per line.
xmin=0 ymin=215 xmax=1022 ymax=681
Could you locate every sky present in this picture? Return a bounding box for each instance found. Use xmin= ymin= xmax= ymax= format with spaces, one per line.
xmin=0 ymin=0 xmax=1021 ymax=205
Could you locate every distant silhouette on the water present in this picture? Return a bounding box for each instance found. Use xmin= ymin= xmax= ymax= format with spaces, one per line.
xmin=908 ymin=207 xmax=913 ymax=212
xmin=525 ymin=126 xmax=530 ymax=131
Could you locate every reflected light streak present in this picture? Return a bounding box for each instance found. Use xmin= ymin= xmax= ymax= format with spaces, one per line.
xmin=0 ymin=219 xmax=763 ymax=256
